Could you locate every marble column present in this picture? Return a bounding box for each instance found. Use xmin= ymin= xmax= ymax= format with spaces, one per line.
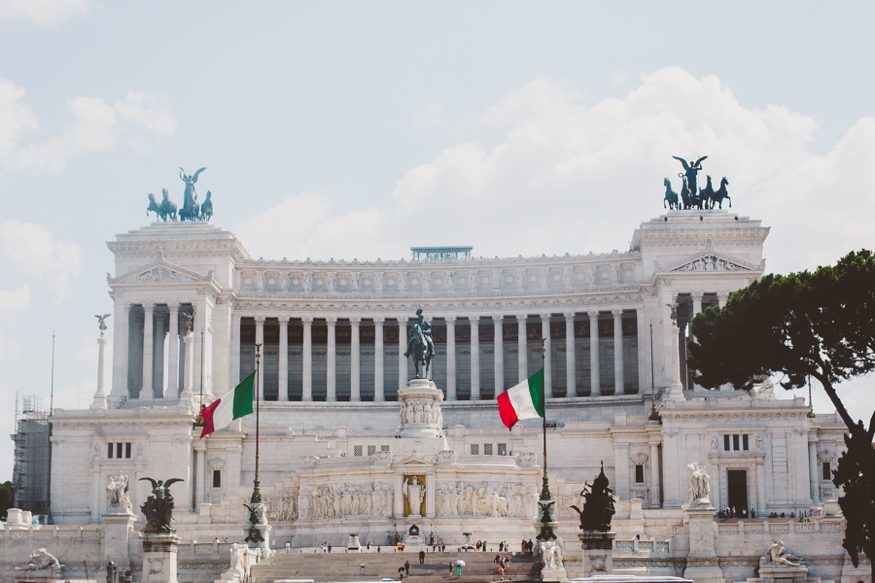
xmin=278 ymin=316 xmax=289 ymax=401
xmin=141 ymin=303 xmax=155 ymax=400
xmin=517 ymin=314 xmax=528 ymax=384
xmin=636 ymin=308 xmax=647 ymax=394
xmin=613 ymin=309 xmax=624 ymax=395
xmin=540 ymin=314 xmax=552 ymax=398
xmin=565 ymin=312 xmax=576 ymax=395
xmin=649 ymin=441 xmax=661 ymax=508
xmin=398 ymin=319 xmax=408 ymax=385
xmin=588 ymin=310 xmax=600 ymax=396
xmin=808 ymin=439 xmax=820 ymax=504
xmin=254 ymin=317 xmax=265 ymax=400
xmin=470 ymin=317 xmax=480 ymax=400
xmin=756 ymin=459 xmax=766 ymax=512
xmin=494 ymin=316 xmax=504 ymax=393
xmin=167 ymin=303 xmax=180 ymax=398
xmin=350 ymin=317 xmax=361 ymax=401
xmin=182 ymin=332 xmax=194 ymax=397
xmin=445 ymin=316 xmax=456 ymax=400
xmin=302 ymin=317 xmax=313 ymax=401
xmin=690 ymin=293 xmax=704 ymax=390
xmin=153 ymin=307 xmax=166 ymax=398
xmin=194 ymin=443 xmax=206 ymax=509
xmin=717 ymin=291 xmax=730 ymax=308
xmin=92 ymin=330 xmax=108 ymax=409
xmin=326 ymin=317 xmax=337 ymax=401
xmin=230 ymin=313 xmax=242 ymax=385
xmin=110 ymin=298 xmax=128 ymax=400
xmin=374 ymin=317 xmax=385 ymax=402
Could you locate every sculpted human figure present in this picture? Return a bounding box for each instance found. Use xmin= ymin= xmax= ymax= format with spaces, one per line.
xmin=139 ymin=477 xmax=184 ymax=533
xmin=765 ymin=540 xmax=804 ymax=567
xmin=404 ymin=476 xmax=426 ymax=516
xmin=687 ymin=462 xmax=711 ymax=504
xmin=17 ymin=549 xmax=62 ymax=573
xmin=179 ymin=167 xmax=205 ymax=221
xmin=106 ymin=474 xmax=132 ymax=512
xmin=672 ymin=155 xmax=707 ymax=195
xmin=541 ymin=541 xmax=556 ymax=569
xmin=404 ymin=308 xmax=436 ymax=378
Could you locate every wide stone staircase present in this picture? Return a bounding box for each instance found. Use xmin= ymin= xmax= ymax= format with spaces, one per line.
xmin=249 ymin=547 xmax=539 ymax=583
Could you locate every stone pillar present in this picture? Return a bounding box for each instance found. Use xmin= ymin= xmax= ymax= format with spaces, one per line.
xmin=517 ymin=314 xmax=527 ymax=384
xmin=565 ymin=312 xmax=576 ymax=395
xmin=142 ymin=533 xmax=182 ymax=583
xmin=666 ymin=297 xmax=685 ymax=401
xmin=230 ymin=313 xmax=242 ymax=385
xmin=809 ymin=438 xmax=820 ymax=504
xmin=445 ymin=316 xmax=456 ymax=400
xmin=398 ymin=379 xmax=446 ymax=441
xmin=167 ymin=303 xmax=180 ymax=398
xmin=494 ymin=315 xmax=504 ymax=392
xmin=254 ymin=316 xmax=265 ymax=400
xmin=579 ymin=532 xmax=615 ymax=579
xmin=302 ymin=317 xmax=313 ymax=401
xmin=141 ymin=303 xmax=154 ymax=399
xmin=649 ymin=441 xmax=661 ymax=508
xmin=194 ymin=443 xmax=206 ymax=509
xmin=301 ymin=316 xmax=313 ymax=401
xmin=110 ymin=298 xmax=128 ymax=401
xmin=689 ymin=293 xmax=703 ymax=391
xmin=374 ymin=317 xmax=385 ymax=402
xmin=756 ymin=459 xmax=766 ymax=512
xmin=398 ymin=318 xmax=408 ymax=387
xmin=717 ymin=291 xmax=730 ymax=308
xmin=470 ymin=317 xmax=480 ymax=400
xmin=326 ymin=317 xmax=337 ymax=401
xmin=153 ymin=307 xmax=166 ymax=397
xmin=636 ymin=308 xmax=647 ymax=394
xmin=683 ymin=504 xmax=724 ymax=583
xmin=92 ymin=330 xmax=109 ymax=409
xmin=278 ymin=317 xmax=289 ymax=401
xmin=102 ymin=511 xmax=136 ymax=564
xmin=541 ymin=313 xmax=552 ymax=397
xmin=350 ymin=317 xmax=361 ymax=401
xmin=181 ymin=332 xmax=194 ymax=400
xmin=588 ymin=310 xmax=600 ymax=396
xmin=613 ymin=309 xmax=624 ymax=395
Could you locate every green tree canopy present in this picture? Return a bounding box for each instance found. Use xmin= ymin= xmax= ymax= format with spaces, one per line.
xmin=688 ymin=249 xmax=875 ymax=573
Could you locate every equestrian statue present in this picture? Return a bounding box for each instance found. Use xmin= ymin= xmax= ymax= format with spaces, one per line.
xmin=404 ymin=308 xmax=436 ymax=379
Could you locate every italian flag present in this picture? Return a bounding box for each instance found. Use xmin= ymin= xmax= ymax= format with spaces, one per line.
xmin=200 ymin=371 xmax=255 ymax=438
xmin=497 ymin=368 xmax=545 ymax=430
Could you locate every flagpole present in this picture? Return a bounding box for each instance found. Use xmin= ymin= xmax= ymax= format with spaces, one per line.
xmin=251 ymin=343 xmax=262 ymax=504
xmin=536 ymin=336 xmax=556 ymax=544
xmin=541 ymin=337 xmax=547 ymax=482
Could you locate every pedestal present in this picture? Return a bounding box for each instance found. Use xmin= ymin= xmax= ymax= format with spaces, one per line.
xmin=103 ymin=512 xmax=137 ymax=563
xmin=142 ymin=533 xmax=181 ymax=583
xmin=579 ymin=531 xmax=615 ymax=578
xmin=757 ymin=564 xmax=809 ymax=583
xmin=398 ymin=379 xmax=445 ymax=439
xmin=347 ymin=534 xmax=362 ymax=553
xmin=14 ymin=574 xmax=61 ymax=583
xmin=682 ymin=504 xmax=724 ymax=583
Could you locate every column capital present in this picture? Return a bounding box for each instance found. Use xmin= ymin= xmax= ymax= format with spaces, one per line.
xmin=717 ymin=291 xmax=731 ymax=303
xmin=539 ymin=312 xmax=552 ymax=321
xmin=444 ymin=315 xmax=456 ymax=325
xmin=493 ymin=314 xmax=503 ymax=324
xmin=278 ymin=316 xmax=290 ymax=325
xmin=301 ymin=316 xmax=314 ymax=325
xmin=143 ymin=302 xmax=155 ymax=312
xmin=516 ymin=314 xmax=528 ymax=322
xmin=373 ymin=316 xmax=385 ymax=325
xmin=167 ymin=302 xmax=180 ymax=312
xmin=691 ymin=291 xmax=705 ymax=301
xmin=124 ymin=303 xmax=134 ymax=314
xmin=254 ymin=315 xmax=266 ymax=325
xmin=326 ymin=316 xmax=337 ymax=325
xmin=563 ymin=311 xmax=576 ymax=320
xmin=611 ymin=309 xmax=623 ymax=318
xmin=587 ymin=310 xmax=599 ymax=319
xmin=349 ymin=317 xmax=361 ymax=326
xmin=469 ymin=315 xmax=481 ymax=323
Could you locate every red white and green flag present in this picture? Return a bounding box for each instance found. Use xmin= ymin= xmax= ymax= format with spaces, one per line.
xmin=497 ymin=368 xmax=545 ymax=430
xmin=200 ymin=370 xmax=255 ymax=439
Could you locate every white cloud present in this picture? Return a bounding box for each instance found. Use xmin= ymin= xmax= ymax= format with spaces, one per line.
xmin=0 ymin=79 xmax=177 ymax=173
xmin=0 ymin=0 xmax=89 ymax=25
xmin=0 ymin=220 xmax=82 ymax=298
xmin=235 ymin=67 xmax=875 ymax=276
xmin=0 ymin=285 xmax=30 ymax=360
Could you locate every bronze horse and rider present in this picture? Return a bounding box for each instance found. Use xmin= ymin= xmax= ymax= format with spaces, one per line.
xmin=664 ymin=155 xmax=731 ymax=210
xmin=146 ymin=167 xmax=215 ymax=222
xmin=404 ymin=308 xmax=436 ymax=379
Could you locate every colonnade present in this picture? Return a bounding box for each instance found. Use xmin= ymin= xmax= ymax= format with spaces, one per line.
xmin=230 ymin=310 xmax=646 ymax=402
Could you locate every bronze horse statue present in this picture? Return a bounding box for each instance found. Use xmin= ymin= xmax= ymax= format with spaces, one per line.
xmin=699 ymin=175 xmax=716 ymax=209
xmin=200 ymin=191 xmax=213 ymax=221
xmin=711 ymin=177 xmax=731 ymax=209
xmin=146 ymin=190 xmax=178 ymax=222
xmin=409 ymin=322 xmax=434 ymax=379
xmin=663 ymin=178 xmax=679 ymax=210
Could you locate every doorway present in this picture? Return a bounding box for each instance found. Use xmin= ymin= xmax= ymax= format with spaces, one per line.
xmin=727 ymin=470 xmax=748 ymax=517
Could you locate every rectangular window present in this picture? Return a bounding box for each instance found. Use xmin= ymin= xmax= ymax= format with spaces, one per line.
xmin=125 ymin=443 xmax=132 ymax=458
xmin=742 ymin=435 xmax=749 ymax=451
xmin=108 ymin=443 xmax=114 ymax=459
xmin=635 ymin=464 xmax=645 ymax=484
xmin=470 ymin=444 xmax=479 ymax=455
xmin=822 ymin=461 xmax=831 ymax=481
xmin=732 ymin=434 xmax=740 ymax=451
xmin=212 ymin=469 xmax=221 ymax=488
xmin=381 ymin=445 xmax=390 ymax=453
xmin=368 ymin=445 xmax=376 ymax=456
xmin=497 ymin=443 xmax=507 ymax=456
xmin=724 ymin=435 xmax=730 ymax=451
xmin=484 ymin=443 xmax=494 ymax=456
xmin=353 ymin=445 xmax=363 ymax=457
xmin=116 ymin=443 xmax=123 ymax=458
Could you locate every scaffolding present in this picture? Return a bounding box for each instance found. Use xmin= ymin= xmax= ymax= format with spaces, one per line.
xmin=11 ymin=393 xmax=52 ymax=517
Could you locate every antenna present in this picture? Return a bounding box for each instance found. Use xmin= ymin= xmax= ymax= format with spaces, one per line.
xmin=50 ymin=332 xmax=55 ymax=416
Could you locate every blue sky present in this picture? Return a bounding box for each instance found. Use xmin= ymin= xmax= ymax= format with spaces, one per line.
xmin=1 ymin=1 xmax=874 ymax=480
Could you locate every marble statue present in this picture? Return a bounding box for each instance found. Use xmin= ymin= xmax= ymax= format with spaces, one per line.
xmin=139 ymin=477 xmax=183 ymax=533
xmin=687 ymin=462 xmax=711 ymax=505
xmin=541 ymin=540 xmax=556 ymax=569
xmin=764 ymin=540 xmax=805 ymax=567
xmin=404 ymin=308 xmax=435 ymax=378
xmin=106 ymin=474 xmax=132 ymax=512
xmin=404 ymin=476 xmax=426 ymax=516
xmin=229 ymin=543 xmax=246 ymax=580
xmin=16 ymin=549 xmax=62 ymax=574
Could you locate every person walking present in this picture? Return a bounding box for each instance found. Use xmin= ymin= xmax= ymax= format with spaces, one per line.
xmin=404 ymin=560 xmax=410 ymax=576
xmin=419 ymin=549 xmax=425 ymax=565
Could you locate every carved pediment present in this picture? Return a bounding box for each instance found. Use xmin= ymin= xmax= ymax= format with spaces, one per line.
xmin=110 ymin=259 xmax=213 ymax=286
xmin=662 ymin=251 xmax=762 ymax=274
xmin=398 ymin=455 xmax=433 ymax=467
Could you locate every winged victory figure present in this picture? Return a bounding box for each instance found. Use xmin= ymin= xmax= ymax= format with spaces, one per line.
xmin=672 ymin=155 xmax=707 ymax=196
